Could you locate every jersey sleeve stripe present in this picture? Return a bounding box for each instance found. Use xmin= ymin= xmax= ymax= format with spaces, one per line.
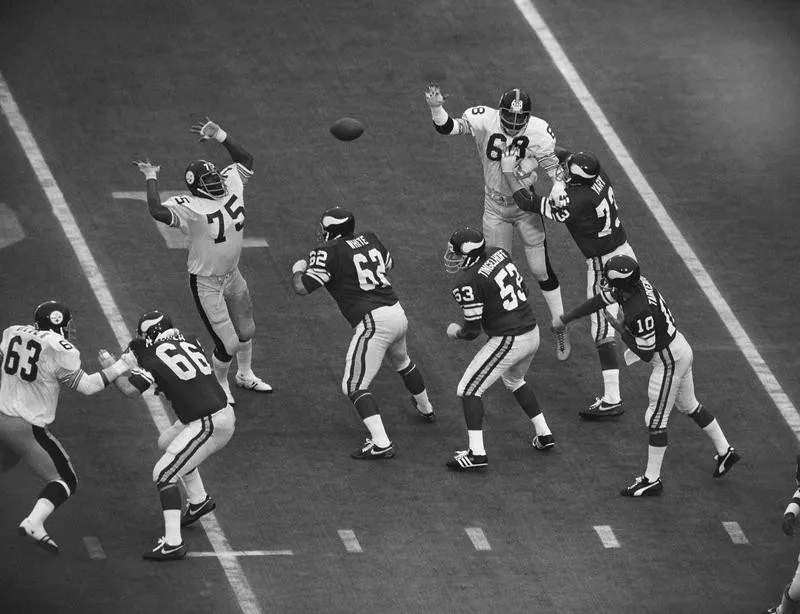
xmin=305 ymin=268 xmax=330 ymax=285
xmin=59 ymin=369 xmax=84 ymax=390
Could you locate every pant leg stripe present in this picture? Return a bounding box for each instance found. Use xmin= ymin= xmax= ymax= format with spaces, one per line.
xmin=157 ymin=417 xmax=214 ymax=484
xmin=464 ymin=336 xmax=514 ymax=396
xmin=592 ymin=257 xmax=608 ymax=341
xmin=347 ymin=314 xmax=376 ymax=392
xmin=190 ymin=274 xmax=230 ymax=360
xmin=650 ymin=346 xmax=675 ymax=428
xmin=32 ymin=425 xmax=76 ymax=489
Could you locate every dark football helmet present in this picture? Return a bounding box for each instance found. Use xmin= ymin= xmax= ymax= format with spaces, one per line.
xmin=563 ymin=151 xmax=600 ymax=185
xmin=185 ymin=160 xmax=226 ymax=199
xmin=444 ymin=227 xmax=486 ymax=274
xmin=498 ymin=88 xmax=532 ymax=136
xmin=34 ymin=301 xmax=75 ymax=339
xmin=602 ymin=255 xmax=640 ymax=294
xmin=318 ymin=207 xmax=356 ymax=242
xmin=136 ymin=310 xmax=174 ymax=346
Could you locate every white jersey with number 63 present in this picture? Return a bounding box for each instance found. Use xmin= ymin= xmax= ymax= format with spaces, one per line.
xmin=0 ymin=325 xmax=82 ymax=427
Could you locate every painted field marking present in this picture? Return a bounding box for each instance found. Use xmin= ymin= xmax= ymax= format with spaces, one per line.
xmin=722 ymin=521 xmax=750 ymax=545
xmin=338 ymin=529 xmax=363 ymax=553
xmin=593 ymin=525 xmax=621 ymax=549
xmin=514 ymin=0 xmax=799 ymax=435
xmin=0 ymin=72 xmax=262 ymax=614
xmin=112 ymin=191 xmax=269 ymax=249
xmin=187 ymin=550 xmax=294 ymax=557
xmin=0 ymin=202 xmax=26 ymax=249
xmin=465 ymin=527 xmax=491 ymax=551
xmin=83 ymin=536 xmax=107 ymax=560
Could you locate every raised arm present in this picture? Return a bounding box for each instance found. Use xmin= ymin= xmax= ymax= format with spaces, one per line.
xmin=424 ymin=84 xmax=472 ymax=136
xmin=191 ymin=119 xmax=254 ymax=171
xmin=132 ymin=160 xmax=174 ymax=226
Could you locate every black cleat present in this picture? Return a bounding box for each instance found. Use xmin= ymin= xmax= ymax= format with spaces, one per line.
xmin=350 ymin=439 xmax=396 ymax=460
xmin=446 ymin=449 xmax=488 ymax=471
xmin=18 ymin=519 xmax=58 ymax=555
xmin=411 ymin=397 xmax=436 ymax=423
xmin=620 ymin=475 xmax=663 ymax=497
xmin=532 ymin=434 xmax=555 ymax=451
xmin=143 ymin=537 xmax=187 ymax=561
xmin=713 ymin=447 xmax=741 ymax=478
xmin=181 ymin=495 xmax=216 ymax=527
xmin=580 ymin=397 xmax=624 ymax=420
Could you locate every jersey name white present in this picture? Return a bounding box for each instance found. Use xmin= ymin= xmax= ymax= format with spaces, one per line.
xmin=459 ymin=106 xmax=557 ymax=199
xmin=0 ymin=325 xmax=81 ymax=426
xmin=164 ymin=163 xmax=253 ymax=276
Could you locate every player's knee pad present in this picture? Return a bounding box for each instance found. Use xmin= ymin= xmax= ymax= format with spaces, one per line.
xmin=213 ymin=346 xmax=234 ymax=363
xmin=501 ymin=374 xmax=525 ymax=391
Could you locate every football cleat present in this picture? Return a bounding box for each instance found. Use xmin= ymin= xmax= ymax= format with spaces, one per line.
xmin=411 ymin=397 xmax=436 ymax=423
xmin=761 ymin=608 xmax=777 ymax=614
xmin=532 ymin=434 xmax=555 ymax=451
xmin=351 ymin=439 xmax=396 ymax=460
xmin=554 ymin=326 xmax=571 ymax=361
xmin=18 ymin=518 xmax=59 ymax=555
xmin=579 ymin=397 xmax=624 ymax=420
xmin=181 ymin=495 xmax=216 ymax=527
xmin=620 ymin=475 xmax=663 ymax=497
xmin=712 ymin=447 xmax=741 ymax=478
xmin=446 ymin=449 xmax=488 ymax=471
xmin=235 ymin=373 xmax=273 ymax=393
xmin=143 ymin=537 xmax=187 ymax=561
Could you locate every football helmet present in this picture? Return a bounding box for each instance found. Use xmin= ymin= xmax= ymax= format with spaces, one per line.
xmin=498 ymin=88 xmax=531 ymax=136
xmin=444 ymin=227 xmax=486 ymax=274
xmin=34 ymin=301 xmax=75 ymax=339
xmin=602 ymin=255 xmax=640 ymax=294
xmin=185 ymin=160 xmax=226 ymax=199
xmin=563 ymin=151 xmax=600 ymax=185
xmin=318 ymin=207 xmax=356 ymax=242
xmin=136 ymin=310 xmax=174 ymax=346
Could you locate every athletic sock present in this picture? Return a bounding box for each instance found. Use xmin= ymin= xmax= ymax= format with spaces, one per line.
xmin=27 ymin=498 xmax=55 ymax=527
xmin=236 ymin=339 xmax=254 ymax=379
xmin=531 ymin=414 xmax=551 ymax=437
xmin=212 ymin=354 xmax=232 ymax=389
xmin=468 ymin=430 xmax=486 ymax=456
xmin=602 ymin=369 xmax=621 ymax=404
xmin=541 ymin=287 xmax=565 ymax=322
xmin=181 ymin=468 xmax=208 ymax=506
xmin=163 ymin=509 xmax=182 ymax=546
xmin=363 ymin=414 xmax=391 ymax=448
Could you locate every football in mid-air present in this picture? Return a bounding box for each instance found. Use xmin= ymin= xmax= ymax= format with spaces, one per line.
xmin=330 ymin=117 xmax=364 ymax=141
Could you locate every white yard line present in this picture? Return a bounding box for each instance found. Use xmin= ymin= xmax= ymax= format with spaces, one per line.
xmin=514 ymin=0 xmax=799 ymax=434
xmin=593 ymin=525 xmax=621 ymax=549
xmin=464 ymin=527 xmax=492 ymax=551
xmin=721 ymin=521 xmax=750 ymax=545
xmin=337 ymin=529 xmax=363 ymax=553
xmin=0 ymin=72 xmax=262 ymax=614
xmin=187 ymin=550 xmax=294 ymax=557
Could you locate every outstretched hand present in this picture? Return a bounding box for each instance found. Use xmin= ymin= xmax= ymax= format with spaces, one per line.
xmin=132 ymin=160 xmax=160 ymax=181
xmin=97 ymin=349 xmax=117 ymax=369
xmin=424 ymin=83 xmax=447 ymax=109
xmin=191 ymin=118 xmax=223 ymax=142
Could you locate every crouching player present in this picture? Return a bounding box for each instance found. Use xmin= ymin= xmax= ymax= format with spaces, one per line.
xmin=102 ymin=310 xmax=235 ymax=560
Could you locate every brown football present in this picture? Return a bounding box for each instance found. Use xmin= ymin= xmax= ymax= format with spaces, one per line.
xmin=330 ymin=117 xmax=364 ymax=141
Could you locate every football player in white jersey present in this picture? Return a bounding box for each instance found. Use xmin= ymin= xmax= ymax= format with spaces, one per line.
xmin=424 ymin=84 xmax=571 ymax=361
xmin=0 ymin=301 xmax=130 ymax=553
xmin=133 ymin=118 xmax=272 ymax=404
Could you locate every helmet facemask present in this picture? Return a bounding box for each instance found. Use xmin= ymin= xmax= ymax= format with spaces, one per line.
xmin=186 ymin=161 xmax=227 ymax=199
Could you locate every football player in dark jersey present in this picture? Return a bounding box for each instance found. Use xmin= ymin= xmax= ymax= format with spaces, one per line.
xmin=291 ymin=208 xmax=435 ymax=460
xmin=502 ymin=146 xmax=637 ymax=419
xmin=443 ymin=227 xmax=555 ymax=472
xmin=100 ymin=310 xmax=235 ymax=560
xmin=762 ymin=456 xmax=800 ymax=614
xmin=554 ymin=256 xmax=740 ymax=496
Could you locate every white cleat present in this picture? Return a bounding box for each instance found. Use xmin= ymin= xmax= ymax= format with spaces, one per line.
xmin=18 ymin=518 xmax=59 ymax=555
xmin=235 ymin=373 xmax=273 ymax=393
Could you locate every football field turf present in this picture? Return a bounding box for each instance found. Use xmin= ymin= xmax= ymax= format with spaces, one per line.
xmin=1 ymin=1 xmax=799 ymax=612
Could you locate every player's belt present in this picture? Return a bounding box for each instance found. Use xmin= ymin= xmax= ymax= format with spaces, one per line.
xmin=486 ymin=189 xmax=516 ymax=207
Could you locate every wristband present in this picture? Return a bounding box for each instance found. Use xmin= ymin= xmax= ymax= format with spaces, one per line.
xmin=214 ymin=129 xmax=228 ymax=143
xmin=144 ymin=171 xmax=158 ymax=181
xmin=102 ymin=358 xmax=129 ymax=383
xmin=100 ymin=371 xmax=110 ymax=388
xmin=431 ymin=106 xmax=448 ymax=125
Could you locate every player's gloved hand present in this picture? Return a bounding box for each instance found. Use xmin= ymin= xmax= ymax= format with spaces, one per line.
xmin=132 ymin=160 xmax=160 ymax=181
xmin=120 ymin=347 xmax=139 ymax=370
xmin=191 ymin=118 xmax=227 ymax=143
xmin=97 ymin=349 xmax=117 ymax=369
xmin=783 ymin=513 xmax=797 ymax=536
xmin=548 ymin=181 xmax=569 ymax=209
xmin=446 ymin=322 xmax=462 ymax=340
xmin=501 ymin=147 xmax=518 ymax=174
xmin=424 ymin=83 xmax=447 ymax=108
xmin=292 ymin=259 xmax=308 ymax=274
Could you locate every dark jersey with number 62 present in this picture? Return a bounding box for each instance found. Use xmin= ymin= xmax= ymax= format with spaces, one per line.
xmin=302 ymin=232 xmax=399 ymax=327
xmin=452 ymin=247 xmax=536 ymax=337
xmin=128 ymin=332 xmax=227 ymax=424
